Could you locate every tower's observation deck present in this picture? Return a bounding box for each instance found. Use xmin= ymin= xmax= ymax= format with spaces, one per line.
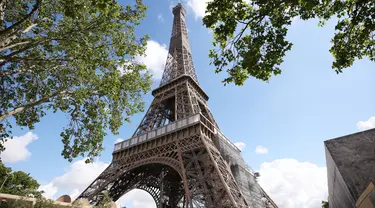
xmin=113 ymin=113 xmax=242 ymax=164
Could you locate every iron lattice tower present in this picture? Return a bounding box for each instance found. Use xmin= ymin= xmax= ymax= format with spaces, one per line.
xmin=76 ymin=4 xmax=277 ymax=208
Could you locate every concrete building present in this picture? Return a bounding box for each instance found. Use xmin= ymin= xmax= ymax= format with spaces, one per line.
xmin=325 ymin=128 xmax=375 ymax=208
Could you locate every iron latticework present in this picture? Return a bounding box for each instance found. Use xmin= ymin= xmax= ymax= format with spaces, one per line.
xmin=76 ymin=3 xmax=277 ymax=208
xmin=160 ymin=4 xmax=198 ymax=86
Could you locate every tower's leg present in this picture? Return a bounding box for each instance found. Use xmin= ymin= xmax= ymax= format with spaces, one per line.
xmin=159 ymin=169 xmax=164 ymax=208
xmin=177 ymin=133 xmax=248 ymax=208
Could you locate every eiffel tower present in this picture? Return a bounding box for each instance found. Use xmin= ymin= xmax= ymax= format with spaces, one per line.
xmin=76 ymin=3 xmax=277 ymax=208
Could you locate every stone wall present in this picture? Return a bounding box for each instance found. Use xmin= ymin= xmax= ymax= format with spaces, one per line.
xmin=325 ymin=128 xmax=375 ymax=208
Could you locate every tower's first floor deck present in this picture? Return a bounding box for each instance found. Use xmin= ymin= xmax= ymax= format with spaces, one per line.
xmin=113 ymin=113 xmax=240 ymax=155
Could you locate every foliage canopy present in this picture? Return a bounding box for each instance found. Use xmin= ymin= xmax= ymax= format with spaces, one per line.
xmin=0 ymin=0 xmax=152 ymax=162
xmin=0 ymin=162 xmax=42 ymax=197
xmin=203 ymin=0 xmax=374 ymax=85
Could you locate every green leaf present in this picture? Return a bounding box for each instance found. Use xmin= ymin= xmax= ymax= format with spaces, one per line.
xmin=202 ymin=0 xmax=375 ymax=85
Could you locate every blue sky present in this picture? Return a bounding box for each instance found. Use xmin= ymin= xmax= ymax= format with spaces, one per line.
xmin=1 ymin=0 xmax=374 ymax=208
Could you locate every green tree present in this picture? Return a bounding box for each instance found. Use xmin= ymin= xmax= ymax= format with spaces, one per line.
xmin=0 ymin=0 xmax=152 ymax=162
xmin=95 ymin=191 xmax=114 ymax=208
xmin=0 ymin=162 xmax=42 ymax=197
xmin=203 ymin=0 xmax=374 ymax=85
xmin=0 ymin=198 xmax=33 ymax=208
xmin=34 ymin=198 xmax=67 ymax=208
xmin=1 ymin=198 xmax=67 ymax=208
xmin=322 ymin=200 xmax=329 ymax=208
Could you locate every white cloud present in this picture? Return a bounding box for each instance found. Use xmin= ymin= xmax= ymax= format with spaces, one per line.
xmin=187 ymin=0 xmax=253 ymax=19
xmin=39 ymin=182 xmax=58 ymax=199
xmin=157 ymin=14 xmax=164 ymax=23
xmin=234 ymin=142 xmax=246 ymax=151
xmin=255 ymin=145 xmax=268 ymax=154
xmin=1 ymin=132 xmax=38 ymax=163
xmin=168 ymin=0 xmax=176 ymax=12
xmin=117 ymin=62 xmax=132 ymax=75
xmin=69 ymin=189 xmax=81 ymax=201
xmin=117 ymin=189 xmax=156 ymax=208
xmin=357 ymin=117 xmax=375 ymax=131
xmin=114 ymin=138 xmax=123 ymax=144
xmin=186 ymin=0 xmax=211 ymax=19
xmin=53 ymin=160 xmax=108 ymax=195
xmin=39 ymin=159 xmax=109 ymax=200
xmin=135 ymin=40 xmax=168 ymax=80
xmin=258 ymin=159 xmax=328 ymax=208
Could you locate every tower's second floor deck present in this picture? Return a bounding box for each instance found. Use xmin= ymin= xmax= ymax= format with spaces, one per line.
xmin=113 ymin=113 xmax=239 ymax=153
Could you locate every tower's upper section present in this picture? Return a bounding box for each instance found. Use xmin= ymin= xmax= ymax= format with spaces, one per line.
xmin=159 ymin=3 xmax=199 ymax=86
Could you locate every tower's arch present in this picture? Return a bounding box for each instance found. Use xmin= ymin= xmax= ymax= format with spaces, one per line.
xmin=105 ymin=162 xmax=185 ymax=208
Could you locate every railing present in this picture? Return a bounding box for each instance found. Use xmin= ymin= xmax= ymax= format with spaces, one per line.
xmin=114 ymin=114 xmax=201 ymax=152
xmin=113 ymin=113 xmax=242 ymax=154
xmin=214 ymin=128 xmax=241 ymax=152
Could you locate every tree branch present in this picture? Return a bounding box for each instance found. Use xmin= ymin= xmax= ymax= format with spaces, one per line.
xmin=0 ymin=0 xmax=41 ymax=36
xmin=233 ymin=14 xmax=264 ymax=46
xmin=0 ymin=40 xmax=30 ymax=52
xmin=0 ymin=55 xmax=70 ymax=67
xmin=0 ymin=38 xmax=48 ymax=62
xmin=0 ymin=65 xmax=36 ymax=77
xmin=0 ymin=90 xmax=71 ymax=121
